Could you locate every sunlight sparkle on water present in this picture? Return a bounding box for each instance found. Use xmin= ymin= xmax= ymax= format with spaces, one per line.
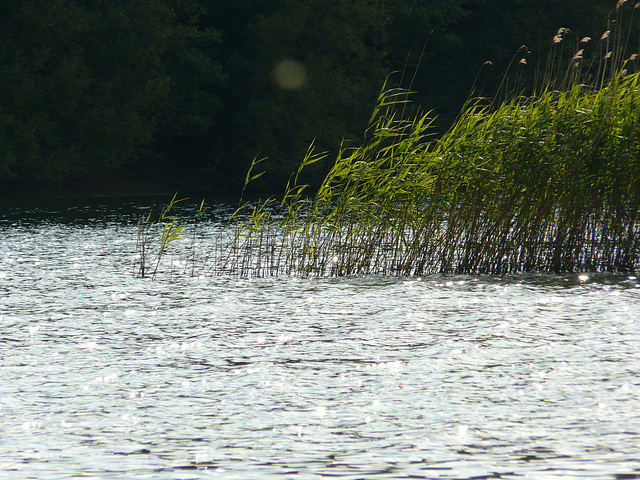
xmin=3 ymin=208 xmax=640 ymax=479
xmin=22 ymin=421 xmax=41 ymax=430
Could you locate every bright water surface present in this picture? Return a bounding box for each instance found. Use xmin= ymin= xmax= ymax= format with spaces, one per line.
xmin=2 ymin=199 xmax=640 ymax=479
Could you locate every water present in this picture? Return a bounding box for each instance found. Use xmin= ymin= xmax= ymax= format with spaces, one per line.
xmin=2 ymin=200 xmax=640 ymax=479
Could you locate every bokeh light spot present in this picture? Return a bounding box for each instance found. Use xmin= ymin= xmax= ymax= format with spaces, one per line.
xmin=272 ymin=59 xmax=306 ymax=90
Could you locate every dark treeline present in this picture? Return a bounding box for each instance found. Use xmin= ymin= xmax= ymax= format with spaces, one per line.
xmin=0 ymin=0 xmax=624 ymax=197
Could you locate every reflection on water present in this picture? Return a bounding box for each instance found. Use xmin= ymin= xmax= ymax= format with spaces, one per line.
xmin=1 ymin=200 xmax=640 ymax=479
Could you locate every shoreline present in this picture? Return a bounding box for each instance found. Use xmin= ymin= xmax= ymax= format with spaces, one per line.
xmin=1 ymin=164 xmax=184 ymax=201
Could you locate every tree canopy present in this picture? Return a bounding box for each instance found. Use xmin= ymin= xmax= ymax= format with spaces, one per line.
xmin=0 ymin=0 xmax=629 ymax=197
xmin=0 ymin=0 xmax=222 ymax=190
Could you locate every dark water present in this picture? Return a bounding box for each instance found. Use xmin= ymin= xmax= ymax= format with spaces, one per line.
xmin=1 ymin=200 xmax=640 ymax=479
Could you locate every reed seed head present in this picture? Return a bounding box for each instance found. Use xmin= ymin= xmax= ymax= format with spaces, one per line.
xmin=604 ymin=51 xmax=613 ymax=59
xmin=617 ymin=0 xmax=627 ymax=9
xmin=601 ymin=30 xmax=611 ymax=40
xmin=519 ymin=58 xmax=527 ymax=65
xmin=572 ymin=49 xmax=584 ymax=60
xmin=629 ymin=53 xmax=639 ymax=61
xmin=580 ymin=36 xmax=592 ymax=43
xmin=483 ymin=60 xmax=494 ymax=66
xmin=553 ymin=28 xmax=570 ymax=44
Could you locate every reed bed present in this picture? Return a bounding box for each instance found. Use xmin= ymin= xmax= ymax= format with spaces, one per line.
xmin=213 ymin=70 xmax=639 ymax=277
xmin=139 ymin=3 xmax=640 ymax=278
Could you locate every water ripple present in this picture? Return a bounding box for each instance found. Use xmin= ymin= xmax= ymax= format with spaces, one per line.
xmin=1 ymin=202 xmax=640 ymax=478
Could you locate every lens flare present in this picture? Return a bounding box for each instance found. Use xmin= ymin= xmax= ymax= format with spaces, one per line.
xmin=272 ymin=59 xmax=306 ymax=90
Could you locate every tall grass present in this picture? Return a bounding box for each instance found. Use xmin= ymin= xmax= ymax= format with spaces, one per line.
xmin=144 ymin=2 xmax=640 ymax=278
xmin=135 ymin=193 xmax=209 ymax=279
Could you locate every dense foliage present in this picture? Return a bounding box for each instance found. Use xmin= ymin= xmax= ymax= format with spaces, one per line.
xmin=0 ymin=0 xmax=631 ymax=196
xmin=203 ymin=21 xmax=640 ymax=277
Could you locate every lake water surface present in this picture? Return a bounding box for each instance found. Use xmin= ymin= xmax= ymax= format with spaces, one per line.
xmin=2 ymin=200 xmax=640 ymax=479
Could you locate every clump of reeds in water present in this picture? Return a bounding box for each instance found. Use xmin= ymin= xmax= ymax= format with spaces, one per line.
xmin=202 ymin=2 xmax=640 ymax=278
xmin=135 ymin=193 xmax=217 ymax=279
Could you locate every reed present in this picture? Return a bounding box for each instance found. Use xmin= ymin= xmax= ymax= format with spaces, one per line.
xmin=135 ymin=193 xmax=211 ymax=279
xmin=145 ymin=2 xmax=640 ymax=278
